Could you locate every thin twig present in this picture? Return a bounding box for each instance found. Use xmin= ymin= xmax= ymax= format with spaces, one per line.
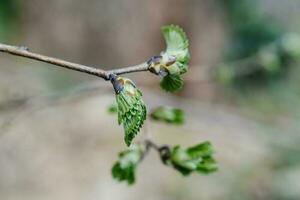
xmin=139 ymin=139 xmax=161 ymax=162
xmin=145 ymin=139 xmax=160 ymax=151
xmin=0 ymin=43 xmax=149 ymax=80
xmin=108 ymin=62 xmax=149 ymax=76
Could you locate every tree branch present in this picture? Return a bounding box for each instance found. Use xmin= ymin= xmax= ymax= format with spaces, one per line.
xmin=0 ymin=43 xmax=150 ymax=80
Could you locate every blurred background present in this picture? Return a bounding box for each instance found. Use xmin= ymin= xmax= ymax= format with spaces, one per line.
xmin=1 ymin=0 xmax=300 ymax=199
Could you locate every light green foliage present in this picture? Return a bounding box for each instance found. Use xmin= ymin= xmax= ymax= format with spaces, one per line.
xmin=149 ymin=25 xmax=190 ymax=92
xmin=0 ymin=0 xmax=21 ymax=41
xmin=112 ymin=144 xmax=144 ymax=185
xmin=258 ymin=47 xmax=281 ymax=73
xmin=221 ymin=0 xmax=282 ymax=60
xmin=216 ymin=63 xmax=235 ymax=85
xmin=217 ymin=0 xmax=300 ymax=86
xmin=114 ymin=76 xmax=147 ymax=146
xmin=150 ymin=106 xmax=185 ymax=125
xmin=280 ymin=33 xmax=300 ymax=59
xmin=165 ymin=142 xmax=217 ymax=176
xmin=216 ymin=32 xmax=300 ymax=84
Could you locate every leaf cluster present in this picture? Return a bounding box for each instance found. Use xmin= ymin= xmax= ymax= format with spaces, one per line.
xmin=164 ymin=142 xmax=218 ymax=175
xmin=109 ymin=25 xmax=217 ymax=186
xmin=150 ymin=106 xmax=184 ymax=125
xmin=148 ymin=25 xmax=190 ymax=92
xmin=112 ymin=142 xmax=217 ymax=185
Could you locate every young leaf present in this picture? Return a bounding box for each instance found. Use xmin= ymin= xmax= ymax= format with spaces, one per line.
xmin=160 ymin=74 xmax=183 ymax=93
xmin=162 ymin=24 xmax=190 ymax=69
xmin=112 ymin=144 xmax=144 ymax=185
xmin=161 ymin=142 xmax=217 ymax=176
xmin=107 ymin=104 xmax=118 ymax=114
xmin=150 ymin=106 xmax=185 ymax=125
xmin=187 ymin=142 xmax=214 ymax=158
xmin=110 ymin=74 xmax=147 ymax=146
xmin=148 ymin=25 xmax=190 ymax=92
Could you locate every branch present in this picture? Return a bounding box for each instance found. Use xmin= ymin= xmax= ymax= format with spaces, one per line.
xmin=0 ymin=43 xmax=149 ymax=80
xmin=108 ymin=62 xmax=149 ymax=76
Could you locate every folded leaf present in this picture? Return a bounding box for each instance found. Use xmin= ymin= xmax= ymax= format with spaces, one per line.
xmin=150 ymin=106 xmax=185 ymax=125
xmin=110 ymin=75 xmax=147 ymax=146
xmin=162 ymin=142 xmax=217 ymax=176
xmin=112 ymin=144 xmax=144 ymax=185
xmin=187 ymin=142 xmax=214 ymax=158
xmin=162 ymin=24 xmax=190 ymax=71
xmin=196 ymin=157 xmax=218 ymax=174
xmin=148 ymin=25 xmax=190 ymax=92
xmin=160 ymin=74 xmax=184 ymax=92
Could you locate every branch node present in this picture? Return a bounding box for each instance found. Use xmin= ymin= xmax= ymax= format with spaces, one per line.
xmin=158 ymin=145 xmax=171 ymax=164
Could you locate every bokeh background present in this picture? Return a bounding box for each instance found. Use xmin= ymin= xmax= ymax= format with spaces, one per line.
xmin=1 ymin=0 xmax=300 ymax=199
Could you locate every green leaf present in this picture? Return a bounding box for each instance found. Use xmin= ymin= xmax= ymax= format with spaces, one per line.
xmin=160 ymin=74 xmax=184 ymax=92
xmin=148 ymin=25 xmax=190 ymax=92
xmin=107 ymin=104 xmax=118 ymax=114
xmin=187 ymin=142 xmax=214 ymax=158
xmin=162 ymin=24 xmax=190 ymax=68
xmin=111 ymin=144 xmax=144 ymax=185
xmin=196 ymin=157 xmax=218 ymax=174
xmin=162 ymin=142 xmax=217 ymax=176
xmin=110 ymin=75 xmax=147 ymax=146
xmin=171 ymin=146 xmax=198 ymax=175
xmin=280 ymin=33 xmax=300 ymax=59
xmin=150 ymin=106 xmax=185 ymax=125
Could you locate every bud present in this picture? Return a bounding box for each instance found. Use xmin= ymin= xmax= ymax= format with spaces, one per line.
xmin=149 ymin=25 xmax=190 ymax=92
